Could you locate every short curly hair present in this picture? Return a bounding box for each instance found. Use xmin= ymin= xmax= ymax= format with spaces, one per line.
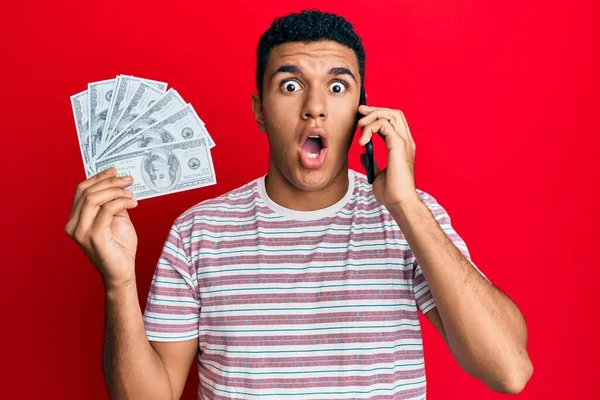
xmin=256 ymin=9 xmax=366 ymax=101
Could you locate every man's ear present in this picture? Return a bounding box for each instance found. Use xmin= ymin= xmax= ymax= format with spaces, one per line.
xmin=251 ymin=93 xmax=266 ymax=133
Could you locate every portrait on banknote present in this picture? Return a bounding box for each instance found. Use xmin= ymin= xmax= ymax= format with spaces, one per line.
xmin=142 ymin=148 xmax=181 ymax=191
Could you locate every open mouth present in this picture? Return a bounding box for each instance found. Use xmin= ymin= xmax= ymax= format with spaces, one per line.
xmin=299 ymin=132 xmax=328 ymax=169
xmin=302 ymin=135 xmax=324 ymax=158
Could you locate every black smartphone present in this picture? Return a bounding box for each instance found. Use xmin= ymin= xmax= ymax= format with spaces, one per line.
xmin=357 ymin=87 xmax=375 ymax=184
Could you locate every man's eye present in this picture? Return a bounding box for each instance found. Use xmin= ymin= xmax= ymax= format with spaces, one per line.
xmin=281 ymin=80 xmax=301 ymax=92
xmin=329 ymin=81 xmax=348 ymax=94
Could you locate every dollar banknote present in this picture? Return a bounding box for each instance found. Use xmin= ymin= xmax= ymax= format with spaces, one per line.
xmin=71 ymin=75 xmax=217 ymax=199
xmin=101 ymin=75 xmax=167 ymax=147
xmin=101 ymin=82 xmax=164 ymax=155
xmin=103 ymin=103 xmax=215 ymax=157
xmin=88 ymin=79 xmax=116 ymax=161
xmin=70 ymin=90 xmax=93 ymax=177
xmin=97 ymin=88 xmax=187 ymax=159
xmin=95 ymin=138 xmax=216 ymax=200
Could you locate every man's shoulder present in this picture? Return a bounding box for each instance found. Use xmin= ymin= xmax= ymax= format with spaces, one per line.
xmin=172 ymin=176 xmax=262 ymax=227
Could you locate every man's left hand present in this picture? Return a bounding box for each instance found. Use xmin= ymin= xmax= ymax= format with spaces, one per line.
xmin=357 ymin=105 xmax=419 ymax=209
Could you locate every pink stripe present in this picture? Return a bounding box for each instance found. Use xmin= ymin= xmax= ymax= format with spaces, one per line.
xmin=144 ymin=321 xmax=197 ymax=332
xmin=199 ymin=364 xmax=425 ymax=390
xmin=200 ymin=309 xmax=418 ymax=327
xmin=184 ymin=200 xmax=384 ymax=220
xmin=149 ymin=286 xmax=195 ymax=298
xmin=201 ymin=330 xmax=422 ymax=347
xmin=144 ymin=303 xmax=198 ymax=315
xmin=202 ymin=349 xmax=424 ymax=369
xmin=160 ymin=250 xmax=190 ymax=273
xmin=201 ymin=191 xmax=260 ymax=206
xmin=201 ymin=288 xmax=414 ymax=307
xmin=178 ymin=213 xmax=398 ymax=235
xmin=153 ymin=267 xmax=188 ymax=279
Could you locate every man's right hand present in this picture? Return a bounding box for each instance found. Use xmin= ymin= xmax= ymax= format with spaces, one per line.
xmin=65 ymin=167 xmax=139 ymax=289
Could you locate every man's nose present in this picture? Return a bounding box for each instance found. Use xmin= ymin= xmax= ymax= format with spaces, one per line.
xmin=302 ymin=90 xmax=328 ymax=120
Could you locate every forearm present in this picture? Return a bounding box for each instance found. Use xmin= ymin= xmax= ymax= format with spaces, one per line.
xmin=103 ymin=279 xmax=173 ymax=400
xmin=389 ymin=200 xmax=532 ymax=392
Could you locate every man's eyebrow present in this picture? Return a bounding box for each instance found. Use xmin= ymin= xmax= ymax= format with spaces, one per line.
xmin=328 ymin=67 xmax=357 ymax=83
xmin=270 ymin=65 xmax=357 ymax=83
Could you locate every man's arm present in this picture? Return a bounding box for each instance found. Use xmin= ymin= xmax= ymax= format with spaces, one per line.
xmin=354 ymin=104 xmax=533 ymax=393
xmin=64 ymin=168 xmax=198 ymax=398
xmin=104 ymin=280 xmax=197 ymax=400
xmin=389 ymin=200 xmax=533 ymax=394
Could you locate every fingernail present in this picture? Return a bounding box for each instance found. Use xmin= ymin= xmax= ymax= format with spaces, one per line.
xmin=105 ymin=167 xmax=115 ymax=174
xmin=121 ymin=176 xmax=132 ymax=182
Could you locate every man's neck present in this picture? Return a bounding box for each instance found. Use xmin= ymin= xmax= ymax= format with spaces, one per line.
xmin=265 ymin=163 xmax=350 ymax=212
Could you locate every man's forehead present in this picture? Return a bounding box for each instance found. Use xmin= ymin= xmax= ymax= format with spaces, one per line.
xmin=267 ymin=41 xmax=359 ymax=75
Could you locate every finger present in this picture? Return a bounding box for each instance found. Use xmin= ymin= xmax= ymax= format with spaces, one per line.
xmin=357 ymin=109 xmax=400 ymax=131
xmin=68 ymin=175 xmax=134 ymax=232
xmin=72 ymin=188 xmax=135 ymax=240
xmin=93 ymin=197 xmax=139 ymax=232
xmin=357 ymin=105 xmax=391 ymax=116
xmin=358 ymin=108 xmax=415 ymax=149
xmin=396 ymin=110 xmax=416 ymax=149
xmin=358 ymin=120 xmax=381 ymax=147
xmin=73 ymin=167 xmax=117 ymax=207
xmin=69 ymin=167 xmax=117 ymax=224
xmin=359 ymin=119 xmax=405 ymax=150
xmin=358 ymin=118 xmax=383 ymax=146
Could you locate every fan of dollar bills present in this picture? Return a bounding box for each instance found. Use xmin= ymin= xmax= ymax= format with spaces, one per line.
xmin=70 ymin=75 xmax=217 ymax=200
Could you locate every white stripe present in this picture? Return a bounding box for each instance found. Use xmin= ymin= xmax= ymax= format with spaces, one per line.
xmin=204 ymin=299 xmax=416 ymax=315
xmin=201 ymin=341 xmax=425 ymax=356
xmin=198 ymin=321 xmax=422 ymax=336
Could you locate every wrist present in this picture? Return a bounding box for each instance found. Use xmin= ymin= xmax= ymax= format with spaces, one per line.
xmin=387 ymin=196 xmax=429 ymax=226
xmin=104 ymin=276 xmax=137 ymax=298
xmin=386 ymin=195 xmax=423 ymax=215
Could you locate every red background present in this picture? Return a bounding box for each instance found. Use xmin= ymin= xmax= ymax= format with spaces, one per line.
xmin=2 ymin=0 xmax=598 ymax=398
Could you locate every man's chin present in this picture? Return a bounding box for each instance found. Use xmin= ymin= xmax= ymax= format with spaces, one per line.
xmin=270 ymin=153 xmax=347 ymax=191
xmin=290 ymin=164 xmax=347 ymax=192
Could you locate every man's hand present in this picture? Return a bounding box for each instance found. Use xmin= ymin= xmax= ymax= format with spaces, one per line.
xmin=65 ymin=167 xmax=139 ymax=289
xmin=357 ymin=105 xmax=419 ymax=209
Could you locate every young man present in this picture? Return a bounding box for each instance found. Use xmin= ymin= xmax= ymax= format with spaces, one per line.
xmin=65 ymin=10 xmax=533 ymax=400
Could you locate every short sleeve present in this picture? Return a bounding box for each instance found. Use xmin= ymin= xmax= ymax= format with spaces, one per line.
xmin=412 ymin=190 xmax=490 ymax=315
xmin=143 ymin=221 xmax=200 ymax=342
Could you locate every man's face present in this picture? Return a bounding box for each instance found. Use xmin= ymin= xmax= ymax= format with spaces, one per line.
xmin=253 ymin=40 xmax=361 ymax=191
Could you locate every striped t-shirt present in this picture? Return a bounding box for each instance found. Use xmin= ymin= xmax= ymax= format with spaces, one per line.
xmin=143 ymin=169 xmax=487 ymax=399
